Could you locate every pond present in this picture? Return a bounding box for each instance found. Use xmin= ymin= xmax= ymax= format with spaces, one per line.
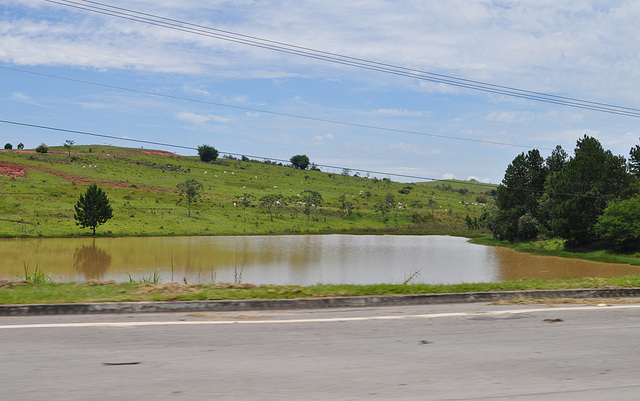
xmin=0 ymin=235 xmax=637 ymax=285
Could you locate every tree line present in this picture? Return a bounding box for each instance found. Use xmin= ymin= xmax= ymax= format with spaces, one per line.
xmin=486 ymin=135 xmax=640 ymax=251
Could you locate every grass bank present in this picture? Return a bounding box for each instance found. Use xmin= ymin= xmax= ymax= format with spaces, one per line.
xmin=0 ymin=146 xmax=494 ymax=238
xmin=471 ymin=236 xmax=640 ymax=266
xmin=2 ymin=276 xmax=640 ymax=305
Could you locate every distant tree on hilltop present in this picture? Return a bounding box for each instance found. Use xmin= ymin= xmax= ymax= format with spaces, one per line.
xmin=198 ymin=144 xmax=219 ymax=163
xmin=290 ymin=155 xmax=310 ymax=170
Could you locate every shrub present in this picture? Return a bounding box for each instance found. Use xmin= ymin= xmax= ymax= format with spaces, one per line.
xmin=198 ymin=144 xmax=219 ymax=163
xmin=35 ymin=143 xmax=48 ymax=153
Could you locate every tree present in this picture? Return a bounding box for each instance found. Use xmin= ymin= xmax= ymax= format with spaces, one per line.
xmin=544 ymin=135 xmax=634 ymax=247
xmin=63 ymin=139 xmax=75 ymax=159
xmin=17 ymin=143 xmax=24 ymax=150
xmin=374 ymin=193 xmax=395 ymax=223
xmin=298 ymin=190 xmax=323 ymax=221
xmin=176 ymin=179 xmax=204 ymax=217
xmin=596 ymin=197 xmax=640 ymax=251
xmin=235 ymin=193 xmax=255 ymax=222
xmin=629 ymin=142 xmax=640 ymax=178
xmin=492 ymin=149 xmax=546 ymax=241
xmin=338 ymin=194 xmax=355 ymax=217
xmin=4 ymin=143 xmax=12 ymax=150
xmin=35 ymin=143 xmax=48 ymax=153
xmin=546 ymin=145 xmax=568 ymax=175
xmin=74 ymin=184 xmax=114 ymax=235
xmin=260 ymin=194 xmax=284 ymax=221
xmin=290 ymin=155 xmax=310 ymax=170
xmin=198 ymin=144 xmax=219 ymax=163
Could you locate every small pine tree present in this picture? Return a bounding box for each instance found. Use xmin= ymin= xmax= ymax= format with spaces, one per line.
xmin=74 ymin=184 xmax=114 ymax=235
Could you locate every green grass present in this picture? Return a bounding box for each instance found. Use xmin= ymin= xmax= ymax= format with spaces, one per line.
xmin=13 ymin=263 xmax=54 ymax=284
xmin=471 ymin=236 xmax=640 ymax=266
xmin=2 ymin=276 xmax=640 ymax=305
xmin=0 ymin=146 xmax=495 ymax=237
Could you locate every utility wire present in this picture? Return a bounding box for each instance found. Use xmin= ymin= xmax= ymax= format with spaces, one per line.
xmin=42 ymin=0 xmax=640 ymax=118
xmin=0 ymin=65 xmax=545 ymax=151
xmin=1 ymin=118 xmax=632 ymax=203
xmin=0 ymin=118 xmax=446 ymax=183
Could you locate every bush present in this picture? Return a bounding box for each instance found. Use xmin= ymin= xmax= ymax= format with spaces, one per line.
xmin=4 ymin=143 xmax=12 ymax=150
xmin=290 ymin=155 xmax=310 ymax=170
xmin=596 ymin=198 xmax=640 ymax=251
xmin=198 ymin=144 xmax=219 ymax=163
xmin=35 ymin=143 xmax=48 ymax=153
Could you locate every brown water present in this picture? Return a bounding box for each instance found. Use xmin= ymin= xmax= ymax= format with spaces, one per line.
xmin=0 ymin=235 xmax=637 ymax=285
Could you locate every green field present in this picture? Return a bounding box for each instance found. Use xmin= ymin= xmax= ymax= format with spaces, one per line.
xmin=0 ymin=145 xmax=495 ymax=238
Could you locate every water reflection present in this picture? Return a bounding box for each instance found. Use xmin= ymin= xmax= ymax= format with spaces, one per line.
xmin=73 ymin=240 xmax=112 ymax=280
xmin=0 ymin=235 xmax=637 ymax=285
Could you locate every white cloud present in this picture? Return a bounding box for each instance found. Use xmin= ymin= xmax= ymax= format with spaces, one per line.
xmin=373 ymin=108 xmax=430 ymax=117
xmin=3 ymin=0 xmax=640 ymax=102
xmin=442 ymin=173 xmax=456 ymax=180
xmin=312 ymin=133 xmax=334 ymax=144
xmin=466 ymin=175 xmax=491 ymax=183
xmin=388 ymin=142 xmax=442 ymax=156
xmin=12 ymin=92 xmax=30 ymax=102
xmin=182 ymin=86 xmax=210 ymax=96
xmin=175 ymin=111 xmax=230 ymax=124
xmin=486 ymin=111 xmax=530 ymax=123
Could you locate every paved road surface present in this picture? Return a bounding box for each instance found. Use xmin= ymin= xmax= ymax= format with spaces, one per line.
xmin=2 ymin=302 xmax=640 ymax=400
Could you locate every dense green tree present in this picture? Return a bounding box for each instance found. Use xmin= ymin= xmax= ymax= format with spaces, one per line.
xmin=545 ymin=135 xmax=633 ymax=247
xmin=545 ymin=145 xmax=568 ymax=175
xmin=4 ymin=143 xmax=12 ymax=150
xmin=596 ymin=197 xmax=640 ymax=251
xmin=197 ymin=144 xmax=219 ymax=163
xmin=176 ymin=179 xmax=204 ymax=217
xmin=290 ymin=155 xmax=310 ymax=170
xmin=17 ymin=143 xmax=24 ymax=150
xmin=74 ymin=184 xmax=114 ymax=235
xmin=492 ymin=149 xmax=546 ymax=241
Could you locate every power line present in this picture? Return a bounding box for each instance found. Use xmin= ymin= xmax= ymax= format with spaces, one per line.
xmin=0 ymin=65 xmax=545 ymax=151
xmin=3 ymin=118 xmax=633 ymax=203
xmin=0 ymin=118 xmax=451 ymax=183
xmin=42 ymin=0 xmax=640 ymax=118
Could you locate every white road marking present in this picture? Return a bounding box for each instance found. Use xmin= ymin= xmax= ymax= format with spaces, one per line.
xmin=1 ymin=304 xmax=639 ymax=329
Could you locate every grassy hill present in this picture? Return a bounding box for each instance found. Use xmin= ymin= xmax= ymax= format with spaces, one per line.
xmin=0 ymin=146 xmax=496 ymax=237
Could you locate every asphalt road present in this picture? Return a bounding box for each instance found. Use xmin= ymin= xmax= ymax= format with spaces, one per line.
xmin=2 ymin=302 xmax=640 ymax=400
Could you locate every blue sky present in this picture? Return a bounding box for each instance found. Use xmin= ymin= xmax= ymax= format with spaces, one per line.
xmin=2 ymin=0 xmax=640 ymax=184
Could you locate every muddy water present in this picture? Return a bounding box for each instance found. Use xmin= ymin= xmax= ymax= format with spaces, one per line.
xmin=0 ymin=235 xmax=637 ymax=285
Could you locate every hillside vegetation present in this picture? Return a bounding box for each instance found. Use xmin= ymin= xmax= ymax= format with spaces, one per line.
xmin=0 ymin=145 xmax=495 ymax=237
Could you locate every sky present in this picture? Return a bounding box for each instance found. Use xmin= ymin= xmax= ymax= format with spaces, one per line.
xmin=2 ymin=0 xmax=640 ymax=184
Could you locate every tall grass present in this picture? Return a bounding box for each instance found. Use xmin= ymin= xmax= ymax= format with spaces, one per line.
xmin=13 ymin=263 xmax=54 ymax=283
xmin=126 ymin=271 xmax=162 ymax=283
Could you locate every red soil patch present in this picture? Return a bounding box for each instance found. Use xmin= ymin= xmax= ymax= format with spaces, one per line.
xmin=0 ymin=163 xmax=26 ymax=178
xmin=139 ymin=150 xmax=180 ymax=157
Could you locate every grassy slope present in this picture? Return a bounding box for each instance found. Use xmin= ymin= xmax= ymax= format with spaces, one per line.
xmin=0 ymin=146 xmax=495 ymax=238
